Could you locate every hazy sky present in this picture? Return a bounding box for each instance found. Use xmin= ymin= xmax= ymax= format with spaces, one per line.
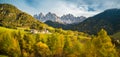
xmin=0 ymin=0 xmax=120 ymax=17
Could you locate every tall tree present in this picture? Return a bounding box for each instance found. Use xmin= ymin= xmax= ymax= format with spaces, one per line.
xmin=93 ymin=29 xmax=118 ymax=57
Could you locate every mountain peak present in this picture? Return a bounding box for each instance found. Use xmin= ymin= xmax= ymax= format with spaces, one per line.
xmin=39 ymin=12 xmax=44 ymax=16
xmin=46 ymin=12 xmax=57 ymax=17
xmin=62 ymin=14 xmax=74 ymax=18
xmin=47 ymin=12 xmax=52 ymax=14
xmin=66 ymin=14 xmax=74 ymax=17
xmin=34 ymin=13 xmax=86 ymax=24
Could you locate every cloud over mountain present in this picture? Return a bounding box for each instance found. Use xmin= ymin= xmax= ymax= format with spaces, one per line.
xmin=0 ymin=0 xmax=120 ymax=17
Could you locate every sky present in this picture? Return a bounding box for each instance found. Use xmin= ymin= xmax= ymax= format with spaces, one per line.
xmin=0 ymin=0 xmax=120 ymax=17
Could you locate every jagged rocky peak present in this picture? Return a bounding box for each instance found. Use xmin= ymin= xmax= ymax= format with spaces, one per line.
xmin=62 ymin=14 xmax=74 ymax=17
xmin=61 ymin=14 xmax=75 ymax=20
xmin=60 ymin=14 xmax=86 ymax=24
xmin=45 ymin=12 xmax=59 ymax=18
xmin=34 ymin=12 xmax=44 ymax=19
xmin=34 ymin=12 xmax=86 ymax=24
xmin=37 ymin=12 xmax=44 ymax=20
xmin=46 ymin=12 xmax=55 ymax=16
xmin=39 ymin=12 xmax=44 ymax=17
xmin=45 ymin=12 xmax=60 ymax=22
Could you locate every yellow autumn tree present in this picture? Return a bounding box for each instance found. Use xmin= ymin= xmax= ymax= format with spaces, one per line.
xmin=35 ymin=42 xmax=51 ymax=57
xmin=93 ymin=29 xmax=118 ymax=57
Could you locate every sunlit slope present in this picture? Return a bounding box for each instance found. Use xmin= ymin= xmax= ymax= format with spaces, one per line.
xmin=0 ymin=4 xmax=51 ymax=30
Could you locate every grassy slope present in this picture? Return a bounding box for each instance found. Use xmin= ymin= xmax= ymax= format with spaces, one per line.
xmin=0 ymin=4 xmax=51 ymax=31
xmin=112 ymin=32 xmax=120 ymax=40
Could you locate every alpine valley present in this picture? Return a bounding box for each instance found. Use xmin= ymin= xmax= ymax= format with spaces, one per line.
xmin=0 ymin=3 xmax=120 ymax=57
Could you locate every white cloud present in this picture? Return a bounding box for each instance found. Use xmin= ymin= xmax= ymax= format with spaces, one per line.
xmin=2 ymin=0 xmax=119 ymax=17
xmin=41 ymin=1 xmax=101 ymax=17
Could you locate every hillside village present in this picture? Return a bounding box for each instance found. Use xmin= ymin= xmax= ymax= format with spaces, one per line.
xmin=30 ymin=29 xmax=51 ymax=34
xmin=16 ymin=27 xmax=51 ymax=34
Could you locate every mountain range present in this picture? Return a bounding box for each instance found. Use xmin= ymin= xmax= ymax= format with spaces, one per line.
xmin=45 ymin=9 xmax=120 ymax=35
xmin=34 ymin=12 xmax=86 ymax=24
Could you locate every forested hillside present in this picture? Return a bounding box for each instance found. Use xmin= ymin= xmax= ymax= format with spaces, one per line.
xmin=0 ymin=4 xmax=50 ymax=30
xmin=0 ymin=26 xmax=119 ymax=57
xmin=73 ymin=9 xmax=120 ymax=35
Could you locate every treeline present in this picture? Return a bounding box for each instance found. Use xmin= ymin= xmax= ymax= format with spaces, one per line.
xmin=0 ymin=27 xmax=119 ymax=57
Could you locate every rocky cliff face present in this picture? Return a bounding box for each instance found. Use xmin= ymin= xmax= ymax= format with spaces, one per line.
xmin=60 ymin=14 xmax=86 ymax=24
